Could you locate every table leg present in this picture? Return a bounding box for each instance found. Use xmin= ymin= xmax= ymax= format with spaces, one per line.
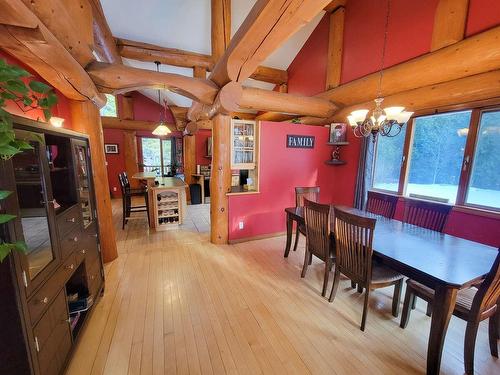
xmin=426 ymin=285 xmax=457 ymax=375
xmin=284 ymin=213 xmax=293 ymax=258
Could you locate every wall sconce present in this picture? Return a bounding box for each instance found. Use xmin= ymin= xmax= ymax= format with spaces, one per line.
xmin=49 ymin=116 xmax=65 ymax=128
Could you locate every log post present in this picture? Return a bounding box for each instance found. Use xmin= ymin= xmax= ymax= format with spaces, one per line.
xmin=183 ymin=134 xmax=196 ymax=202
xmin=123 ymin=130 xmax=139 ymax=188
xmin=70 ymin=100 xmax=118 ymax=263
xmin=210 ymin=114 xmax=231 ymax=244
xmin=326 ymin=6 xmax=345 ymax=89
xmin=120 ymin=94 xmax=134 ymax=120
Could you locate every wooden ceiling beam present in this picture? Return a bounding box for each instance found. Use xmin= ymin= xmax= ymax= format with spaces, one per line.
xmin=325 ymin=5 xmax=344 ymax=90
xmin=211 ymin=0 xmax=231 ymax=61
xmin=209 ymin=0 xmax=331 ymax=87
xmin=0 ymin=0 xmax=105 ymax=106
xmin=324 ymin=0 xmax=346 ymax=12
xmin=86 ymin=62 xmax=219 ymax=104
xmin=318 ymin=25 xmax=500 ymax=107
xmin=88 ymin=0 xmax=122 ymax=63
xmin=19 ymin=0 xmax=94 ymax=67
xmin=117 ymin=38 xmax=214 ymax=70
xmin=189 ymin=82 xmax=336 ymax=120
xmin=250 ymin=65 xmax=288 ymax=85
xmin=101 ymin=116 xmax=176 ymax=132
xmin=431 ymin=0 xmax=469 ymax=51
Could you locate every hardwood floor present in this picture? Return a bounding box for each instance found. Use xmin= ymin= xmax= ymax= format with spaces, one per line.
xmin=66 ymin=200 xmax=499 ymax=375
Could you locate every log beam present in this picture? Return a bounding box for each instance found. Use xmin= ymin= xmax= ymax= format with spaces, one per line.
xmin=101 ymin=116 xmax=176 ymax=132
xmin=120 ymin=94 xmax=134 ymax=120
xmin=325 ymin=6 xmax=344 ymax=89
xmin=211 ymin=0 xmax=231 ymax=61
xmin=123 ymin=130 xmax=140 ymax=188
xmin=117 ymin=38 xmax=214 ymax=70
xmin=324 ymin=0 xmax=346 ymax=12
xmin=431 ymin=0 xmax=469 ymax=51
xmin=194 ymin=82 xmax=336 ymax=119
xmin=251 ymin=65 xmax=288 ymax=85
xmin=209 ymin=0 xmax=331 ymax=87
xmin=319 ymin=25 xmax=500 ymax=107
xmin=86 ymin=62 xmax=219 ymax=104
xmin=20 ymin=0 xmax=94 ymax=66
xmin=70 ymin=100 xmax=118 ymax=263
xmin=88 ymin=0 xmax=122 ymax=63
xmin=0 ymin=1 xmax=105 ymax=106
xmin=210 ymin=113 xmax=231 ymax=244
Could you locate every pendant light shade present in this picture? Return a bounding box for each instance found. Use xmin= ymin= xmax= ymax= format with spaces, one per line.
xmin=152 ymin=122 xmax=171 ymax=136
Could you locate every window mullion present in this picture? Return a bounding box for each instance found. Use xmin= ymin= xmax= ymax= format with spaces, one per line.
xmin=397 ymin=118 xmax=414 ymax=196
xmin=456 ymin=109 xmax=481 ymax=206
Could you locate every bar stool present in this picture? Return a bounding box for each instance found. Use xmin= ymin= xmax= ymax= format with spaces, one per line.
xmin=118 ymin=172 xmax=150 ymax=229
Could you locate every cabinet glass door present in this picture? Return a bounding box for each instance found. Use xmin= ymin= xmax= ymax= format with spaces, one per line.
xmin=73 ymin=143 xmax=94 ymax=228
xmin=12 ymin=131 xmax=57 ymax=281
xmin=231 ymin=120 xmax=256 ymax=169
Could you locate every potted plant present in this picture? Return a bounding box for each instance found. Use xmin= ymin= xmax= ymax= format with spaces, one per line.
xmin=0 ymin=58 xmax=57 ymax=261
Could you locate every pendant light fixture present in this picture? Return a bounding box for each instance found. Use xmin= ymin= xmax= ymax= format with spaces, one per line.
xmin=347 ymin=0 xmax=413 ymax=141
xmin=152 ymin=61 xmax=172 ymax=136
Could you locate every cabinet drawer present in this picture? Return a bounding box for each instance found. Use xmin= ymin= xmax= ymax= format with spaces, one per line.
xmin=60 ymin=227 xmax=81 ymax=260
xmin=33 ymin=289 xmax=72 ymax=375
xmin=28 ymin=254 xmax=77 ymax=325
xmin=56 ymin=204 xmax=81 ymax=238
xmin=82 ymin=234 xmax=100 ymax=267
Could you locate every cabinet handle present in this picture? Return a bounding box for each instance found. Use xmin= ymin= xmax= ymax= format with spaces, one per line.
xmin=41 ymin=297 xmax=49 ymax=304
xmin=35 ymin=337 xmax=40 ymax=352
xmin=66 ymin=217 xmax=76 ymax=223
xmin=73 ymin=237 xmax=78 ymax=242
xmin=66 ymin=264 xmax=74 ymax=270
xmin=90 ymin=274 xmax=95 ymax=280
xmin=81 ymin=249 xmax=86 ymax=254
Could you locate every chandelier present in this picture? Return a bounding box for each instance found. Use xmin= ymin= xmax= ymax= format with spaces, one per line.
xmin=152 ymin=61 xmax=172 ymax=136
xmin=347 ymin=0 xmax=413 ymax=141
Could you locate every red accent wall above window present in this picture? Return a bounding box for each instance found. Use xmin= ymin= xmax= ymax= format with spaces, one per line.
xmin=466 ymin=0 xmax=500 ymax=36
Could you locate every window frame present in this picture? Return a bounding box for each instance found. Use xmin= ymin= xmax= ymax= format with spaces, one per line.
xmin=369 ymin=105 xmax=500 ymax=215
xmin=139 ymin=136 xmax=175 ymax=176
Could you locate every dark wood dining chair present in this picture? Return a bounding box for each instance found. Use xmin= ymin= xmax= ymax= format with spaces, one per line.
xmin=400 ymin=249 xmax=500 ymax=375
xmin=366 ymin=190 xmax=398 ymax=218
xmin=118 ymin=171 xmax=150 ymax=229
xmin=329 ymin=207 xmax=404 ymax=331
xmin=403 ymin=198 xmax=452 ymax=232
xmin=293 ymin=186 xmax=320 ymax=252
xmin=301 ymin=199 xmax=335 ymax=297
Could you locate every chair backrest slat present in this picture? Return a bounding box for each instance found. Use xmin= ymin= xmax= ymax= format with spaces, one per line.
xmin=334 ymin=207 xmax=376 ymax=285
xmin=402 ymin=199 xmax=451 ymax=232
xmin=472 ymin=249 xmax=500 ymax=316
xmin=304 ymin=199 xmax=331 ymax=262
xmin=295 ymin=186 xmax=320 ymax=207
xmin=366 ymin=191 xmax=398 ymax=219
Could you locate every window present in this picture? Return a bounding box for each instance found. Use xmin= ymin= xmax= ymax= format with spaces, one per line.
xmin=369 ymin=105 xmax=500 ymax=212
xmin=465 ymin=110 xmax=500 ymax=209
xmin=99 ymin=94 xmax=117 ymax=117
xmin=372 ymin=133 xmax=405 ymax=192
xmin=406 ymin=111 xmax=471 ymax=203
xmin=140 ymin=137 xmax=174 ymax=176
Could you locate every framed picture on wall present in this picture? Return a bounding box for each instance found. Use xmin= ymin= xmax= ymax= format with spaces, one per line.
xmin=104 ymin=144 xmax=119 ymax=154
xmin=329 ymin=123 xmax=347 ymax=143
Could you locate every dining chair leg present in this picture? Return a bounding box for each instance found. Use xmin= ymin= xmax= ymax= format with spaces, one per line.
xmin=293 ymin=228 xmax=300 ymax=252
xmin=400 ymin=287 xmax=414 ymax=329
xmin=489 ymin=312 xmax=499 ymax=357
xmin=328 ymin=268 xmax=341 ymax=302
xmin=301 ymin=250 xmax=310 ymax=278
xmin=121 ymin=196 xmax=126 ymax=230
xmin=464 ymin=319 xmax=480 ymax=375
xmin=361 ymin=287 xmax=370 ymax=331
xmin=144 ymin=192 xmax=150 ymax=227
xmin=357 ymin=284 xmax=363 ymax=293
xmin=411 ymin=295 xmax=417 ymax=310
xmin=308 ymin=252 xmax=313 ymax=265
xmin=321 ymin=260 xmax=331 ymax=297
xmin=426 ymin=303 xmax=433 ymax=317
xmin=351 ymin=281 xmax=356 ymax=289
xmin=392 ymin=279 xmax=403 ymax=318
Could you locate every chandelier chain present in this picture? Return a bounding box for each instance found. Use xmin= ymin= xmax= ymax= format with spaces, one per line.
xmin=377 ymin=0 xmax=391 ymax=98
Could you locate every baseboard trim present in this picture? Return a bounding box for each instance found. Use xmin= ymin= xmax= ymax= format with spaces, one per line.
xmin=228 ymin=231 xmax=286 ymax=244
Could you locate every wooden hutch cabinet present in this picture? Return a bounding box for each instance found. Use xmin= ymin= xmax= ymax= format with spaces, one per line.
xmin=0 ymin=117 xmax=105 ymax=375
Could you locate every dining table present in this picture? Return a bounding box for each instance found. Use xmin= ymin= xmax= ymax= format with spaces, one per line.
xmin=284 ymin=205 xmax=498 ymax=375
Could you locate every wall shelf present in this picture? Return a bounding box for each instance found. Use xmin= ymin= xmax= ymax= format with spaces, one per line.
xmin=325 ymin=159 xmax=347 ymax=166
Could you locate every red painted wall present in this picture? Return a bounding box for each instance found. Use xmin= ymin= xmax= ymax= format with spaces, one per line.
xmin=195 ymin=129 xmax=212 ymax=166
xmin=103 ymin=129 xmax=126 ymax=196
xmin=262 ymin=0 xmax=500 ymax=247
xmin=228 ymin=121 xmax=336 ymax=241
xmin=1 ymin=50 xmax=73 ymax=130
